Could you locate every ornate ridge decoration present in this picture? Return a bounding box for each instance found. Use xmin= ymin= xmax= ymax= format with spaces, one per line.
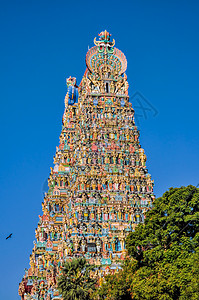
xmin=94 ymin=30 xmax=115 ymax=46
xmin=86 ymin=30 xmax=127 ymax=75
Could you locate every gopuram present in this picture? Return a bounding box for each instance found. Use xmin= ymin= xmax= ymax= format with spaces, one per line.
xmin=19 ymin=31 xmax=154 ymax=300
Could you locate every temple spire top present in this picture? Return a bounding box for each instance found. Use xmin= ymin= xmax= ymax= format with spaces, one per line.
xmin=94 ymin=30 xmax=115 ymax=47
xmin=99 ymin=30 xmax=111 ymax=41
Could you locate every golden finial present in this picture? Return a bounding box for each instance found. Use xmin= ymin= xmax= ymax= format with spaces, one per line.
xmin=94 ymin=30 xmax=115 ymax=47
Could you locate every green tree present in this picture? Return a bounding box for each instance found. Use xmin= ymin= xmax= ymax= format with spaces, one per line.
xmin=96 ymin=185 xmax=199 ymax=300
xmin=126 ymin=185 xmax=199 ymax=266
xmin=57 ymin=257 xmax=97 ymax=300
xmin=95 ymin=259 xmax=134 ymax=300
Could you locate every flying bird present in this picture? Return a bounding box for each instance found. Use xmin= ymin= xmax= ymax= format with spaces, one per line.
xmin=6 ymin=233 xmax=12 ymax=240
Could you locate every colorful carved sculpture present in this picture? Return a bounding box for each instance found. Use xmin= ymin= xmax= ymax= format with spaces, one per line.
xmin=66 ymin=76 xmax=78 ymax=105
xmin=19 ymin=31 xmax=155 ymax=300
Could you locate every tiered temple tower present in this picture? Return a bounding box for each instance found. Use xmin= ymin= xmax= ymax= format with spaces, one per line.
xmin=19 ymin=31 xmax=154 ymax=300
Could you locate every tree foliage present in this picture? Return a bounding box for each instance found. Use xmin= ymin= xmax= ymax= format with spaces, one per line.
xmin=96 ymin=185 xmax=199 ymax=300
xmin=57 ymin=257 xmax=97 ymax=300
xmin=95 ymin=263 xmax=132 ymax=300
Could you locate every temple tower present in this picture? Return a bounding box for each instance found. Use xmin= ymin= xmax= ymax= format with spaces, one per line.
xmin=19 ymin=31 xmax=154 ymax=300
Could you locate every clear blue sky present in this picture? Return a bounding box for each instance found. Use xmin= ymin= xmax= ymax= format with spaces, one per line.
xmin=0 ymin=0 xmax=199 ymax=298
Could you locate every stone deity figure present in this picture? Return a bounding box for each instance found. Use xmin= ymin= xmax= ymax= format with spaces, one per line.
xmin=88 ymin=155 xmax=92 ymax=164
xmin=108 ymin=178 xmax=113 ymax=191
xmin=113 ymin=177 xmax=119 ymax=191
xmin=96 ymin=238 xmax=101 ymax=253
xmin=102 ymin=178 xmax=106 ymax=190
xmin=131 ymin=156 xmax=135 ymax=166
xmin=79 ymin=151 xmax=83 ymax=165
xmin=125 ymin=154 xmax=130 ymax=165
xmin=100 ymin=80 xmax=105 ymax=93
xmin=118 ymin=209 xmax=122 ymax=220
xmin=97 ymin=207 xmax=102 ymax=221
xmin=104 ymin=208 xmax=109 ymax=221
xmin=80 ymin=177 xmax=85 ymax=190
xmin=130 ymin=180 xmax=134 ymax=192
xmin=74 ymin=236 xmax=79 ymax=252
xmin=139 ymin=148 xmax=146 ymax=166
xmin=141 ymin=184 xmax=146 ymax=193
xmin=110 ymin=81 xmax=115 ymax=93
xmin=111 ymin=237 xmax=116 ymax=251
xmin=123 ymin=73 xmax=129 ymax=95
xmin=104 ymin=154 xmax=110 ymax=164
xmin=134 ymin=168 xmax=140 ymax=177
xmin=91 ymin=179 xmax=96 ymax=190
xmin=93 ymin=128 xmax=98 ymax=140
xmin=126 ymin=129 xmax=130 ymax=141
xmin=126 ymin=179 xmax=130 ymax=191
xmin=90 ymin=208 xmax=95 ymax=220
xmin=116 ymin=77 xmax=124 ymax=93
xmin=112 ymin=153 xmax=117 ymax=164
xmin=97 ymin=180 xmax=102 ymax=191
xmin=111 ymin=210 xmax=115 ymax=220
xmin=30 ymin=256 xmax=35 ymax=273
xmin=120 ymin=179 xmax=125 ymax=191
xmin=118 ymin=153 xmax=123 ymax=165
xmin=81 ymin=240 xmax=86 ymax=252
